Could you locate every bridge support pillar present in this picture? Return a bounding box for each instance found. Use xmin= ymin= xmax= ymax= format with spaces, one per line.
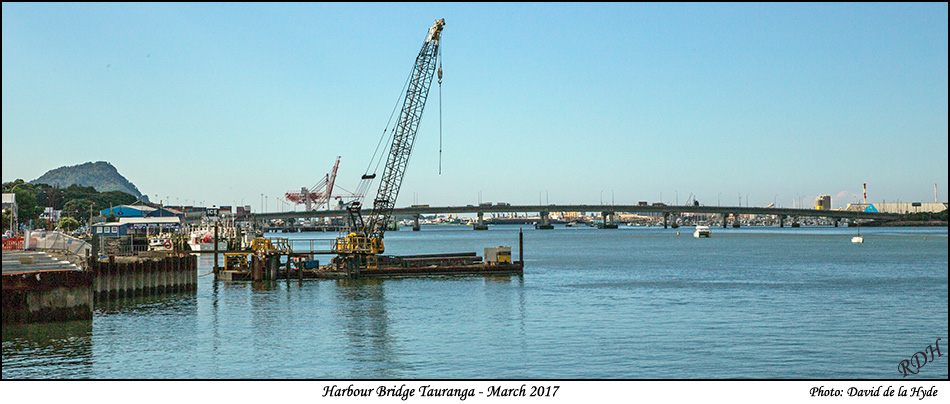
xmin=600 ymin=211 xmax=618 ymax=229
xmin=732 ymin=213 xmax=741 ymax=228
xmin=536 ymin=211 xmax=553 ymax=230
xmin=779 ymin=214 xmax=786 ymax=228
xmin=474 ymin=212 xmax=488 ymax=230
xmin=833 ymin=218 xmax=838 ymax=227
xmin=413 ymin=213 xmax=421 ymax=231
xmin=723 ymin=213 xmax=728 ymax=228
xmin=663 ymin=212 xmax=669 ymax=229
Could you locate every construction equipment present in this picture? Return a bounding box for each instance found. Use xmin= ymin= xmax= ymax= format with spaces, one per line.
xmin=285 ymin=156 xmax=341 ymax=211
xmin=333 ymin=19 xmax=445 ymax=272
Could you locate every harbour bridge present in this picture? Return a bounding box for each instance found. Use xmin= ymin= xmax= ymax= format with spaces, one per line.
xmin=237 ymin=204 xmax=902 ymax=230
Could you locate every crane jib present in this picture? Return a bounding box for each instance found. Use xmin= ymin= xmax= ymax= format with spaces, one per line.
xmin=335 ymin=19 xmax=444 ymax=256
xmin=365 ymin=20 xmax=444 ymax=242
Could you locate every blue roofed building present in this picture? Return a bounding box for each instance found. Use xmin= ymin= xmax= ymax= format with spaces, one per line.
xmin=100 ymin=205 xmax=154 ymax=218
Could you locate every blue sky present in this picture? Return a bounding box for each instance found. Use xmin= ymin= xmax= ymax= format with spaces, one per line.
xmin=3 ymin=3 xmax=947 ymax=211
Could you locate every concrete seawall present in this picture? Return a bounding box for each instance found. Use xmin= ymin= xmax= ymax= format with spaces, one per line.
xmin=3 ymin=253 xmax=197 ymax=324
xmin=90 ymin=255 xmax=197 ymax=302
xmin=2 ymin=269 xmax=93 ymax=324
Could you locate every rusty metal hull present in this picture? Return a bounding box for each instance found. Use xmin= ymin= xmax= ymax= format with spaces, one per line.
xmin=217 ymin=261 xmax=523 ymax=281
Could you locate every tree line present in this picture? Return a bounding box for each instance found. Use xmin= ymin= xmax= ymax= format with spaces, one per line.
xmin=3 ymin=179 xmax=137 ymax=232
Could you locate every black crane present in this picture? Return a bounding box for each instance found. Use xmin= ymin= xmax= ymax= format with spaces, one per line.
xmin=333 ymin=19 xmax=445 ymax=272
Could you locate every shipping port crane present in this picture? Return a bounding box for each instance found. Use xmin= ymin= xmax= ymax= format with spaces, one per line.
xmin=333 ymin=18 xmax=445 ymax=272
xmin=284 ymin=156 xmax=364 ymax=211
xmin=285 ymin=156 xmax=341 ymax=211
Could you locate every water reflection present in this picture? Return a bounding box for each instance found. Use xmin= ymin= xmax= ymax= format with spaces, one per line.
xmin=334 ymin=278 xmax=402 ymax=378
xmin=94 ymin=292 xmax=198 ymax=315
xmin=2 ymin=320 xmax=94 ymax=379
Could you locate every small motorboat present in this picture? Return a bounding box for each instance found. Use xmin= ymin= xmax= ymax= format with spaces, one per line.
xmin=693 ymin=225 xmax=711 ymax=238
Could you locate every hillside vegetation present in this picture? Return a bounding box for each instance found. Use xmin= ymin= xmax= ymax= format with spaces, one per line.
xmin=31 ymin=161 xmax=142 ymax=198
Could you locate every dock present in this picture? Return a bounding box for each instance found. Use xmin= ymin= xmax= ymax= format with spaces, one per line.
xmin=3 ymin=251 xmax=92 ymax=324
xmin=3 ymin=250 xmax=198 ymax=324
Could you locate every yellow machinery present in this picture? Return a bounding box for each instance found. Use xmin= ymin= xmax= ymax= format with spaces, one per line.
xmin=250 ymin=237 xmax=276 ymax=255
xmin=223 ymin=253 xmax=249 ymax=271
xmin=250 ymin=237 xmax=290 ymax=256
xmin=334 ymin=233 xmax=384 ymax=255
xmin=485 ymin=246 xmax=512 ymax=264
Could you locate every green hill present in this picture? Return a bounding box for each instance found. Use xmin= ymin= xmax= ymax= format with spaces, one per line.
xmin=30 ymin=161 xmax=142 ymax=198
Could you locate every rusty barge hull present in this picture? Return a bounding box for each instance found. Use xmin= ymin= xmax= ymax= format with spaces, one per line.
xmin=345 ymin=261 xmax=523 ymax=278
xmin=216 ymin=261 xmax=523 ymax=281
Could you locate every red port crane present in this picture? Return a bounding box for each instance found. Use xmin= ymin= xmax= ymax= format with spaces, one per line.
xmin=284 ymin=156 xmax=340 ymax=211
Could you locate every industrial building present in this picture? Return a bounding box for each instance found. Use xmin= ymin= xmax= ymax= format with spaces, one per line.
xmin=845 ymin=202 xmax=948 ymax=214
xmin=814 ymin=195 xmax=832 ymax=210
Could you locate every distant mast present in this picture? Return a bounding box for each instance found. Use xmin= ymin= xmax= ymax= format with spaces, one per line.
xmin=863 ymin=183 xmax=867 ymax=204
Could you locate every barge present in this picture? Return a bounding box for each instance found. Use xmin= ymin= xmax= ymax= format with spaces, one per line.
xmin=214 ymin=231 xmax=525 ymax=281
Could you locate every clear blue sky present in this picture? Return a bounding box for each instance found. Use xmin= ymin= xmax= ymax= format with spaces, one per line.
xmin=3 ymin=3 xmax=947 ymax=211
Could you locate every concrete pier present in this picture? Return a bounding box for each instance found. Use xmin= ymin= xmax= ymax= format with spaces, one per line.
xmin=473 ymin=212 xmax=488 ymax=230
xmin=536 ymin=211 xmax=553 ymax=230
xmin=599 ymin=211 xmax=618 ymax=229
xmin=3 ymin=252 xmax=93 ymax=324
xmin=89 ymin=255 xmax=197 ymax=302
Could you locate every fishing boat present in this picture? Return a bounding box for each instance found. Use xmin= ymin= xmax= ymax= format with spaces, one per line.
xmin=188 ymin=229 xmax=228 ymax=251
xmin=148 ymin=234 xmax=174 ymax=251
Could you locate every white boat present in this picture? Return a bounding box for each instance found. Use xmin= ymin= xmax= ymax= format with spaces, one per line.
xmin=148 ymin=234 xmax=174 ymax=251
xmin=188 ymin=230 xmax=228 ymax=251
xmin=851 ymin=210 xmax=864 ymax=243
xmin=693 ymin=225 xmax=711 ymax=238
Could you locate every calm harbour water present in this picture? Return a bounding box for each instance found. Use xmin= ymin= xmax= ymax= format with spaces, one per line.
xmin=3 ymin=225 xmax=948 ymax=379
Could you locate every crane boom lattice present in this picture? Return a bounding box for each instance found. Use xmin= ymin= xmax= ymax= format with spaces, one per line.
xmin=334 ymin=18 xmax=444 ymax=258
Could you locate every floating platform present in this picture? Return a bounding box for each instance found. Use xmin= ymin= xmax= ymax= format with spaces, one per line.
xmin=215 ymin=251 xmax=523 ymax=281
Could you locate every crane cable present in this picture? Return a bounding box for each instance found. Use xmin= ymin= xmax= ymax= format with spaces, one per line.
xmin=438 ymin=43 xmax=443 ymax=175
xmin=356 ymin=52 xmax=415 ymax=203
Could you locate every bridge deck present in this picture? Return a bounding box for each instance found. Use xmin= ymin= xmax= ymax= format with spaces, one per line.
xmin=241 ymin=204 xmax=900 ymax=222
